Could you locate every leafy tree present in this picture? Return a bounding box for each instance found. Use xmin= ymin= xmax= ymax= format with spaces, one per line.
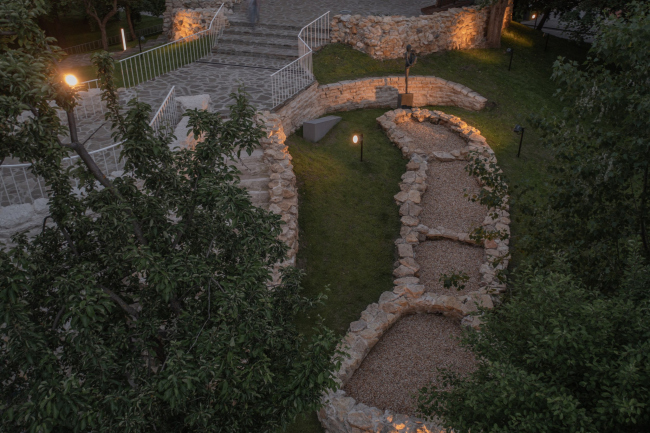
xmin=519 ymin=1 xmax=650 ymax=291
xmin=78 ymin=0 xmax=120 ymax=49
xmin=0 ymin=1 xmax=340 ymax=431
xmin=418 ymin=4 xmax=650 ymax=432
xmin=418 ymin=246 xmax=650 ymax=433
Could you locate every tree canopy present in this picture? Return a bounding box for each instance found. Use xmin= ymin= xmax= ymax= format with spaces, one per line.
xmin=0 ymin=1 xmax=340 ymax=431
xmin=418 ymin=3 xmax=650 ymax=431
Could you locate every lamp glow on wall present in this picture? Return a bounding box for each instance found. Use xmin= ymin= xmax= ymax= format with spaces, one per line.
xmin=121 ymin=28 xmax=127 ymax=51
xmin=352 ymin=133 xmax=364 ymax=162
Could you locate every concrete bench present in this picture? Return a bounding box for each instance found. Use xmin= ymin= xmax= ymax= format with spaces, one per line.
xmin=303 ymin=115 xmax=341 ymax=143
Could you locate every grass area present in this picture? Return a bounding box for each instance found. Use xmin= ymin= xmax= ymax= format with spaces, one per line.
xmin=46 ymin=12 xmax=163 ymax=48
xmin=285 ymin=23 xmax=590 ymax=433
xmin=313 ymin=22 xmax=589 ymax=267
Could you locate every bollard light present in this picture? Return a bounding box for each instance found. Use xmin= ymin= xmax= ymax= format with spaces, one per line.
xmin=64 ymin=74 xmax=78 ymax=87
xmin=513 ymin=125 xmax=525 ymax=157
xmin=352 ymin=133 xmax=364 ymax=162
xmin=121 ymin=28 xmax=127 ymax=51
xmin=138 ymin=35 xmax=145 ymax=53
xmin=506 ymin=47 xmax=514 ymax=71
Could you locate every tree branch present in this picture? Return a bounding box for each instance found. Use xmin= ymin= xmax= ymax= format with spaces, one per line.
xmin=99 ymin=284 xmax=139 ymax=320
xmin=65 ymin=110 xmax=149 ymax=246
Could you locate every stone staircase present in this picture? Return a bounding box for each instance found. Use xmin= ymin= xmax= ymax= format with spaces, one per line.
xmin=212 ymin=16 xmax=302 ymax=62
xmin=230 ymin=148 xmax=271 ymax=210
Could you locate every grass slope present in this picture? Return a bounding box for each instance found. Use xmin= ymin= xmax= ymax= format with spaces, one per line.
xmin=286 ymin=23 xmax=589 ymax=433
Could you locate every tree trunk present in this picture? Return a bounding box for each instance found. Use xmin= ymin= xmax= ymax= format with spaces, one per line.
xmin=126 ymin=4 xmax=136 ymax=41
xmin=84 ymin=0 xmax=119 ymax=50
xmin=536 ymin=8 xmax=552 ymax=31
xmin=486 ymin=0 xmax=508 ymax=48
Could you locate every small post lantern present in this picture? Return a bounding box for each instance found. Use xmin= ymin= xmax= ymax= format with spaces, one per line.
xmin=506 ymin=48 xmax=514 ymax=71
xmin=513 ymin=125 xmax=525 ymax=157
xmin=138 ymin=36 xmax=145 ymax=53
xmin=121 ymin=28 xmax=127 ymax=51
xmin=353 ymin=133 xmax=364 ymax=162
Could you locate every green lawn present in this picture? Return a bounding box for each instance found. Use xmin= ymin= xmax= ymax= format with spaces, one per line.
xmin=47 ymin=12 xmax=163 ymax=49
xmin=285 ymin=23 xmax=590 ymax=432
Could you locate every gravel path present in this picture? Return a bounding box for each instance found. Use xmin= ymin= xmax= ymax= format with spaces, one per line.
xmin=420 ymin=161 xmax=487 ymax=233
xmin=415 ymin=240 xmax=484 ymax=295
xmin=344 ymin=313 xmax=476 ymax=416
xmin=401 ymin=122 xmax=467 ymax=154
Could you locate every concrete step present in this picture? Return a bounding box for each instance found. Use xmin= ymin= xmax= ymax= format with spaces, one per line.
xmin=220 ymin=34 xmax=298 ymax=49
xmin=224 ymin=27 xmax=298 ymax=40
xmin=212 ymin=42 xmax=298 ymax=60
xmin=227 ymin=19 xmax=302 ymax=33
xmin=239 ymin=176 xmax=270 ymax=190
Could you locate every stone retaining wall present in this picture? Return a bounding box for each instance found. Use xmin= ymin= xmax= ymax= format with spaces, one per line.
xmin=317 ymin=108 xmax=510 ymax=433
xmin=330 ymin=7 xmax=489 ymax=60
xmin=163 ymin=0 xmax=241 ymax=40
xmin=272 ymin=76 xmax=487 ymax=137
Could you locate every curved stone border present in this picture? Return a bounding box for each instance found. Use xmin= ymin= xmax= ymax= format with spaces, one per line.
xmin=271 ymin=76 xmax=487 ymax=137
xmin=318 ymin=108 xmax=510 ymax=433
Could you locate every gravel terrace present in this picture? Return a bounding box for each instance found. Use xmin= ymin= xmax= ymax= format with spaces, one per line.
xmin=421 ymin=161 xmax=486 ymax=233
xmin=402 ymin=122 xmax=467 ymax=154
xmin=415 ymin=240 xmax=485 ymax=295
xmin=344 ymin=313 xmax=476 ymax=416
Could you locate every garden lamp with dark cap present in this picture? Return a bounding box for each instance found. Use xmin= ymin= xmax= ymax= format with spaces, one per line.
xmin=353 ymin=133 xmax=364 ymax=162
xmin=139 ymin=36 xmax=145 ymax=53
xmin=513 ymin=124 xmax=525 ymax=157
xmin=506 ymin=47 xmax=514 ymax=71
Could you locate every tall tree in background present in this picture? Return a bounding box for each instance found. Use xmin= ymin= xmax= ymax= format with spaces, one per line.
xmin=81 ymin=0 xmax=119 ymax=49
xmin=0 ymin=1 xmax=340 ymax=431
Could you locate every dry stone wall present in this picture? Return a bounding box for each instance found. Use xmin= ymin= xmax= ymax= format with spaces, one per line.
xmin=272 ymin=76 xmax=487 ymax=137
xmin=318 ymin=108 xmax=510 ymax=433
xmin=330 ymin=7 xmax=489 ymax=60
xmin=164 ymin=0 xmax=241 ymax=40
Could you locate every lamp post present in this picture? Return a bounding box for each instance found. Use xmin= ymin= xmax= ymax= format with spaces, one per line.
xmin=513 ymin=124 xmax=525 ymax=157
xmin=121 ymin=28 xmax=127 ymax=51
xmin=532 ymin=13 xmax=538 ymax=29
xmin=353 ymin=133 xmax=364 ymax=162
xmin=138 ymin=35 xmax=145 ymax=53
xmin=543 ymin=32 xmax=550 ymax=51
xmin=506 ymin=47 xmax=514 ymax=71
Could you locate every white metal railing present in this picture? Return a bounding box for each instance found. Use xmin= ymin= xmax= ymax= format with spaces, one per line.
xmin=1 ymin=86 xmax=178 ymax=207
xmin=118 ymin=5 xmax=226 ymax=89
xmin=271 ymin=11 xmax=330 ymax=108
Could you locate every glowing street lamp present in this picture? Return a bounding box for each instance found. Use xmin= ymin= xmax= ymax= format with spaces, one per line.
xmin=64 ymin=74 xmax=78 ymax=87
xmin=352 ymin=133 xmax=364 ymax=162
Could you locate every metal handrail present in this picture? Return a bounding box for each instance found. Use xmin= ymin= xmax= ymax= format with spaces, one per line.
xmin=118 ymin=5 xmax=226 ymax=89
xmin=270 ymin=11 xmax=330 ymax=108
xmin=1 ymin=86 xmax=178 ymax=205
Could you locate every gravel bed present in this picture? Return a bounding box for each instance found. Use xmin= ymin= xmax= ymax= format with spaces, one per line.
xmin=344 ymin=313 xmax=476 ymax=416
xmin=415 ymin=240 xmax=484 ymax=295
xmin=399 ymin=121 xmax=467 ymax=153
xmin=420 ymin=160 xmax=487 ymax=233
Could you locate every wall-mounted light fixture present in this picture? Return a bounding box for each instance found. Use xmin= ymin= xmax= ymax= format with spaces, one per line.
xmin=506 ymin=47 xmax=514 ymax=71
xmin=121 ymin=28 xmax=127 ymax=51
xmin=513 ymin=124 xmax=525 ymax=157
xmin=352 ymin=133 xmax=364 ymax=162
